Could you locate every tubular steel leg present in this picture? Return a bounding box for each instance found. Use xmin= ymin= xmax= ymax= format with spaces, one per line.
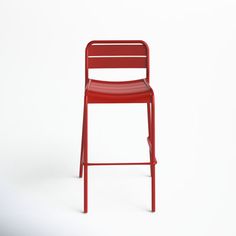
xmin=147 ymin=103 xmax=151 ymax=136
xmin=147 ymin=103 xmax=152 ymax=176
xmin=79 ymin=103 xmax=85 ymax=178
xmin=150 ymin=95 xmax=156 ymax=212
xmin=84 ymin=98 xmax=88 ymax=213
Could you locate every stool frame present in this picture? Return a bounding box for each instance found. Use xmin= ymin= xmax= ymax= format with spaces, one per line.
xmin=78 ymin=40 xmax=157 ymax=213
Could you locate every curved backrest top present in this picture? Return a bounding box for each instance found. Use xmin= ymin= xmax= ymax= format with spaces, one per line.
xmin=85 ymin=40 xmax=150 ymax=83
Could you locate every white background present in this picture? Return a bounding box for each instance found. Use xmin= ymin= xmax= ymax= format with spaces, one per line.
xmin=0 ymin=0 xmax=236 ymax=235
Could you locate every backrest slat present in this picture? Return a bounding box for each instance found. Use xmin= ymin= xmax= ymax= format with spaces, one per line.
xmin=88 ymin=45 xmax=146 ymax=56
xmin=88 ymin=57 xmax=146 ymax=68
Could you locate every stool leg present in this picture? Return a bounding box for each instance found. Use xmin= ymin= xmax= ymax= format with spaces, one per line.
xmin=150 ymin=95 xmax=156 ymax=212
xmin=147 ymin=103 xmax=152 ymax=176
xmin=78 ymin=103 xmax=85 ymax=178
xmin=84 ymin=98 xmax=88 ymax=213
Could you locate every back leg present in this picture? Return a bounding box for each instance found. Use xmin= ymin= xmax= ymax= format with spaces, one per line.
xmin=78 ymin=102 xmax=86 ymax=178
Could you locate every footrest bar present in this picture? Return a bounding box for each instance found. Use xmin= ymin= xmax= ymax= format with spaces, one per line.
xmin=87 ymin=162 xmax=152 ymax=166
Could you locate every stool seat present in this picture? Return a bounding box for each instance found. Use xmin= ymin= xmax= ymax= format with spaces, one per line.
xmin=86 ymin=79 xmax=154 ymax=103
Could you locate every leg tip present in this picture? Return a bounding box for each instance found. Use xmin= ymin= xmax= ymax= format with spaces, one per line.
xmin=75 ymin=173 xmax=82 ymax=178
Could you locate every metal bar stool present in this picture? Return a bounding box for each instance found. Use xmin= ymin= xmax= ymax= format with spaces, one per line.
xmin=78 ymin=40 xmax=157 ymax=213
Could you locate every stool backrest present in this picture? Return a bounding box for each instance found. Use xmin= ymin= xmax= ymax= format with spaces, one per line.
xmin=85 ymin=40 xmax=150 ymax=84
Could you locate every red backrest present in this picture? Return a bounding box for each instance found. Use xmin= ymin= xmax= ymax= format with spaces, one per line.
xmin=85 ymin=40 xmax=150 ymax=83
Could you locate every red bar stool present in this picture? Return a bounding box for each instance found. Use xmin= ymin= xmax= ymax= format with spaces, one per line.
xmin=78 ymin=40 xmax=157 ymax=213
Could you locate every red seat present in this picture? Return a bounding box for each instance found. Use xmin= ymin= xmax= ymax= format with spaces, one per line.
xmin=86 ymin=79 xmax=154 ymax=103
xmin=78 ymin=40 xmax=156 ymax=213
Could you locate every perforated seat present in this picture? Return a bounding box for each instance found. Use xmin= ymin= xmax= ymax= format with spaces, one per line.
xmin=86 ymin=78 xmax=153 ymax=103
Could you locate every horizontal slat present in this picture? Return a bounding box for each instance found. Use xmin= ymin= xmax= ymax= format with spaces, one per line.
xmin=88 ymin=45 xmax=147 ymax=56
xmin=88 ymin=57 xmax=147 ymax=68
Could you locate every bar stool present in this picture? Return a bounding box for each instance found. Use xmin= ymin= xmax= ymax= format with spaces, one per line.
xmin=78 ymin=40 xmax=157 ymax=213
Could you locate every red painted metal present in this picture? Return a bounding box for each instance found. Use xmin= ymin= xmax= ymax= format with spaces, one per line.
xmin=83 ymin=96 xmax=88 ymax=213
xmin=88 ymin=57 xmax=147 ymax=68
xmin=86 ymin=79 xmax=153 ymax=103
xmin=87 ymin=162 xmax=152 ymax=166
xmin=150 ymin=95 xmax=156 ymax=212
xmin=79 ymin=102 xmax=85 ymax=178
xmin=79 ymin=40 xmax=156 ymax=213
xmin=88 ymin=44 xmax=147 ymax=56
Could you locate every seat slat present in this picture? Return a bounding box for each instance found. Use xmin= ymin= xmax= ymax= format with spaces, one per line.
xmin=88 ymin=45 xmax=147 ymax=56
xmin=88 ymin=57 xmax=146 ymax=68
